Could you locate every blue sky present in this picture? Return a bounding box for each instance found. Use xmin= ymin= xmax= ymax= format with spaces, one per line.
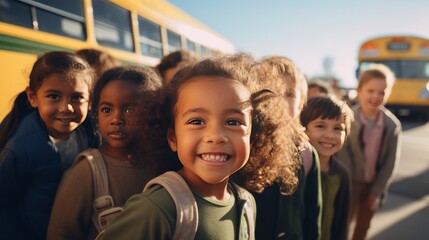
xmin=169 ymin=0 xmax=429 ymax=88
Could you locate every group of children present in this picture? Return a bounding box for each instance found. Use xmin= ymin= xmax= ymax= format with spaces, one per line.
xmin=0 ymin=49 xmax=401 ymax=240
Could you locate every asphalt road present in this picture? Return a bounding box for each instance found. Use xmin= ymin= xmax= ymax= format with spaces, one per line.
xmin=368 ymin=117 xmax=429 ymax=240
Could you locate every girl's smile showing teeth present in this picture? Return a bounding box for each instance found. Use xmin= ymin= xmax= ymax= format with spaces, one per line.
xmin=319 ymin=142 xmax=335 ymax=148
xmin=57 ymin=118 xmax=74 ymax=123
xmin=200 ymin=153 xmax=229 ymax=162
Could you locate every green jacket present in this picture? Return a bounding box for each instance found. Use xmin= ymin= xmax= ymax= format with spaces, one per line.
xmin=253 ymin=145 xmax=322 ymax=240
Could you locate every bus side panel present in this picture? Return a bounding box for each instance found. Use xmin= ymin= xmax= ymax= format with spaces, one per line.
xmin=387 ymin=80 xmax=429 ymax=111
xmin=0 ymin=50 xmax=37 ymax=118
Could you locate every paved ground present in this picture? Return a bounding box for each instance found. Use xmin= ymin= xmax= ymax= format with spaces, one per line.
xmin=367 ymin=120 xmax=429 ymax=240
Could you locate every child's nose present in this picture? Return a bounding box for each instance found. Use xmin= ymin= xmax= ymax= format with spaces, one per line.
xmin=59 ymin=101 xmax=74 ymax=113
xmin=204 ymin=125 xmax=228 ymax=144
xmin=110 ymin=112 xmax=125 ymax=126
xmin=325 ymin=129 xmax=336 ymax=139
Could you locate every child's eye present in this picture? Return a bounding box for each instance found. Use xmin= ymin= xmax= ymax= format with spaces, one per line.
xmin=188 ymin=119 xmax=204 ymax=125
xmin=226 ymin=120 xmax=242 ymax=126
xmin=124 ymin=106 xmax=136 ymax=114
xmin=47 ymin=94 xmax=60 ymax=100
xmin=315 ymin=124 xmax=324 ymax=128
xmin=70 ymin=95 xmax=87 ymax=103
xmin=100 ymin=107 xmax=111 ymax=114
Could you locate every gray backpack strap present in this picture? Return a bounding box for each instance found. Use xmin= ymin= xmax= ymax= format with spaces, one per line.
xmin=231 ymin=183 xmax=256 ymax=240
xmin=300 ymin=141 xmax=314 ymax=176
xmin=144 ymin=171 xmax=198 ymax=240
xmin=74 ymin=149 xmax=122 ymax=233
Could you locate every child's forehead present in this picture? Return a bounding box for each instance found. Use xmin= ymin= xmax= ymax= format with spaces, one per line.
xmin=180 ymin=76 xmax=249 ymax=94
xmin=314 ymin=115 xmax=345 ymax=124
xmin=43 ymin=73 xmax=88 ymax=86
xmin=100 ymin=79 xmax=138 ymax=95
xmin=175 ymin=76 xmax=251 ymax=109
xmin=368 ymin=77 xmax=387 ymax=84
xmin=46 ymin=72 xmax=91 ymax=85
xmin=359 ymin=76 xmax=387 ymax=87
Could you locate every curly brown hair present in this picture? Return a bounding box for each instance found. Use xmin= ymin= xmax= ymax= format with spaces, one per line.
xmin=241 ymin=56 xmax=306 ymax=194
xmin=258 ymin=56 xmax=308 ymax=114
xmin=156 ymin=53 xmax=301 ymax=194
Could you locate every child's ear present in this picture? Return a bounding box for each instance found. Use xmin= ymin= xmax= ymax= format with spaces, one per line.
xmin=167 ymin=128 xmax=177 ymax=152
xmin=25 ymin=87 xmax=38 ymax=108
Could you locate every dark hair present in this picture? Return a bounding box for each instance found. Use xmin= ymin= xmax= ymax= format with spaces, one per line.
xmin=0 ymin=51 xmax=93 ymax=150
xmin=300 ymin=96 xmax=354 ymax=137
xmin=92 ymin=66 xmax=161 ymax=116
xmin=308 ymin=79 xmax=333 ymax=96
xmin=159 ymin=53 xmax=301 ymax=194
xmin=155 ymin=50 xmax=198 ymax=83
xmin=76 ymin=48 xmax=120 ymax=81
xmin=92 ymin=66 xmax=162 ymax=165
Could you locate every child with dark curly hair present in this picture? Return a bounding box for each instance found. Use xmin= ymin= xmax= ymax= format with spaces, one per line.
xmin=100 ymin=53 xmax=302 ymax=239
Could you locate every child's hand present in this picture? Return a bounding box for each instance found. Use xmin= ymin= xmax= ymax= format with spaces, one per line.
xmin=366 ymin=192 xmax=379 ymax=210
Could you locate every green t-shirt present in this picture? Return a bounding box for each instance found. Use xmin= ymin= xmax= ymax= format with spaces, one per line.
xmin=320 ymin=171 xmax=341 ymax=240
xmin=101 ymin=184 xmax=240 ymax=240
xmin=194 ymin=190 xmax=237 ymax=239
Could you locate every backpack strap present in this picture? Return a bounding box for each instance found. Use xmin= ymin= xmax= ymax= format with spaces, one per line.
xmin=144 ymin=171 xmax=198 ymax=240
xmin=74 ymin=149 xmax=122 ymax=233
xmin=231 ymin=183 xmax=256 ymax=240
xmin=300 ymin=141 xmax=314 ymax=176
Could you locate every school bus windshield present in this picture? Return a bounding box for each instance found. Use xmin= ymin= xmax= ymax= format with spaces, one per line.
xmin=358 ymin=60 xmax=429 ymax=79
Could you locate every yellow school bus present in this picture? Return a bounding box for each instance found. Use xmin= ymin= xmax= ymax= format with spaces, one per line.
xmin=357 ymin=35 xmax=429 ymax=116
xmin=0 ymin=0 xmax=234 ymax=119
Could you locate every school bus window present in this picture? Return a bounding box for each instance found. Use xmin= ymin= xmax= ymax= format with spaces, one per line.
xmin=33 ymin=0 xmax=84 ymax=17
xmin=425 ymin=64 xmax=429 ymax=77
xmin=138 ymin=16 xmax=163 ymax=59
xmin=0 ymin=0 xmax=85 ymax=40
xmin=167 ymin=29 xmax=181 ymax=53
xmin=360 ymin=60 xmax=399 ymax=77
xmin=93 ymin=0 xmax=134 ymax=52
xmin=36 ymin=8 xmax=85 ymax=40
xmin=402 ymin=60 xmax=429 ymax=79
xmin=186 ymin=39 xmax=197 ymax=54
xmin=199 ymin=45 xmax=207 ymax=57
xmin=0 ymin=0 xmax=32 ymax=28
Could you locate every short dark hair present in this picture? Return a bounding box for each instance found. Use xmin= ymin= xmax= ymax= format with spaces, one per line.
xmin=300 ymin=96 xmax=354 ymax=137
